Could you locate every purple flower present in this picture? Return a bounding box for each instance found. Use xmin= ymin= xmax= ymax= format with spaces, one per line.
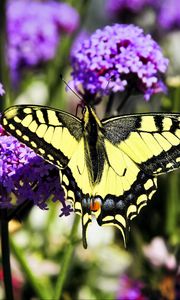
xmin=7 ymin=0 xmax=79 ymax=80
xmin=70 ymin=24 xmax=168 ymax=101
xmin=0 ymin=83 xmax=5 ymax=96
xmin=0 ymin=124 xmax=72 ymax=217
xmin=71 ymin=30 xmax=90 ymax=56
xmin=116 ymin=275 xmax=148 ymax=300
xmin=158 ymin=0 xmax=180 ymax=30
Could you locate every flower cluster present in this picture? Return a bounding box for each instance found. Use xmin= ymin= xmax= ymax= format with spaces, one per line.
xmin=70 ymin=24 xmax=168 ymax=101
xmin=7 ymin=0 xmax=79 ymax=80
xmin=0 ymin=83 xmax=5 ymax=96
xmin=0 ymin=124 xmax=72 ymax=216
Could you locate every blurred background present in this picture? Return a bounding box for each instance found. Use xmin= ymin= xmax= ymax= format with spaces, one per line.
xmin=0 ymin=0 xmax=180 ymax=299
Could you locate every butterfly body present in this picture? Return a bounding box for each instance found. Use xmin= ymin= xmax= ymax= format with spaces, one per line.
xmin=1 ymin=105 xmax=180 ymax=248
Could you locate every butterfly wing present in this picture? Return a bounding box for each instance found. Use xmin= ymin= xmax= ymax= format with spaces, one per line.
xmin=91 ymin=113 xmax=180 ymax=242
xmin=2 ymin=105 xmax=94 ymax=248
xmin=91 ymin=140 xmax=157 ymax=244
xmin=59 ymin=138 xmax=94 ymax=248
xmin=102 ymin=113 xmax=180 ymax=175
xmin=2 ymin=105 xmax=83 ymax=168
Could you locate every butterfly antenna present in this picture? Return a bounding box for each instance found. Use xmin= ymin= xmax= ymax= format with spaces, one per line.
xmin=60 ymin=75 xmax=83 ymax=102
xmin=105 ymin=77 xmax=112 ymax=92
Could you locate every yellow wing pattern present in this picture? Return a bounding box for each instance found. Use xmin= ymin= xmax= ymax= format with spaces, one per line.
xmin=2 ymin=105 xmax=83 ymax=168
xmin=61 ymin=138 xmax=157 ymax=247
xmin=1 ymin=106 xmax=180 ymax=248
xmin=102 ymin=113 xmax=180 ymax=175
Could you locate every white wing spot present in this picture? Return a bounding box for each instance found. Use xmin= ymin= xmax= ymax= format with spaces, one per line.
xmin=23 ymin=135 xmax=30 ymax=141
xmin=47 ymin=154 xmax=54 ymax=161
xmin=23 ymin=108 xmax=32 ymax=114
xmin=31 ymin=141 xmax=37 ymax=148
xmin=14 ymin=116 xmax=22 ymax=123
xmin=9 ymin=124 xmax=15 ymax=130
xmin=3 ymin=119 xmax=7 ymax=126
xmin=39 ymin=148 xmax=45 ymax=154
xmin=16 ymin=129 xmax=22 ymax=136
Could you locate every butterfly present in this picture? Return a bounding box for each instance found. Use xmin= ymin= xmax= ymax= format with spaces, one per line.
xmin=1 ymin=105 xmax=180 ymax=248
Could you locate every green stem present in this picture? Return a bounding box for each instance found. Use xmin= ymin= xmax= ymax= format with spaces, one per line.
xmin=54 ymin=215 xmax=80 ymax=300
xmin=0 ymin=209 xmax=14 ymax=300
xmin=165 ymin=173 xmax=179 ymax=236
xmin=46 ymin=35 xmax=73 ymax=108
xmin=173 ymin=86 xmax=180 ymax=111
xmin=10 ymin=237 xmax=52 ymax=300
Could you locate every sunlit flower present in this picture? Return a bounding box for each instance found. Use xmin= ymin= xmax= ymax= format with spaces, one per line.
xmin=143 ymin=237 xmax=177 ymax=270
xmin=0 ymin=83 xmax=5 ymax=96
xmin=7 ymin=0 xmax=79 ymax=81
xmin=0 ymin=124 xmax=72 ymax=217
xmin=70 ymin=24 xmax=168 ymax=102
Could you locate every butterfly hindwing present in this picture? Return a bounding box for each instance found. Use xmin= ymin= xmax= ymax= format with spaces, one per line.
xmin=2 ymin=105 xmax=83 ymax=168
xmin=92 ymin=141 xmax=157 ymax=243
xmin=102 ymin=113 xmax=180 ymax=175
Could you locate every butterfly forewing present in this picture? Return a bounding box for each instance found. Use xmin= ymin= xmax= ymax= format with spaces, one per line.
xmin=2 ymin=105 xmax=83 ymax=168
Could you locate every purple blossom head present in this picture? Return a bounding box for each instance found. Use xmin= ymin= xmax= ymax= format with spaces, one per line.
xmin=71 ymin=30 xmax=90 ymax=56
xmin=7 ymin=0 xmax=79 ymax=81
xmin=70 ymin=24 xmax=168 ymax=102
xmin=0 ymin=83 xmax=5 ymax=96
xmin=0 ymin=124 xmax=72 ymax=217
xmin=158 ymin=0 xmax=180 ymax=30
